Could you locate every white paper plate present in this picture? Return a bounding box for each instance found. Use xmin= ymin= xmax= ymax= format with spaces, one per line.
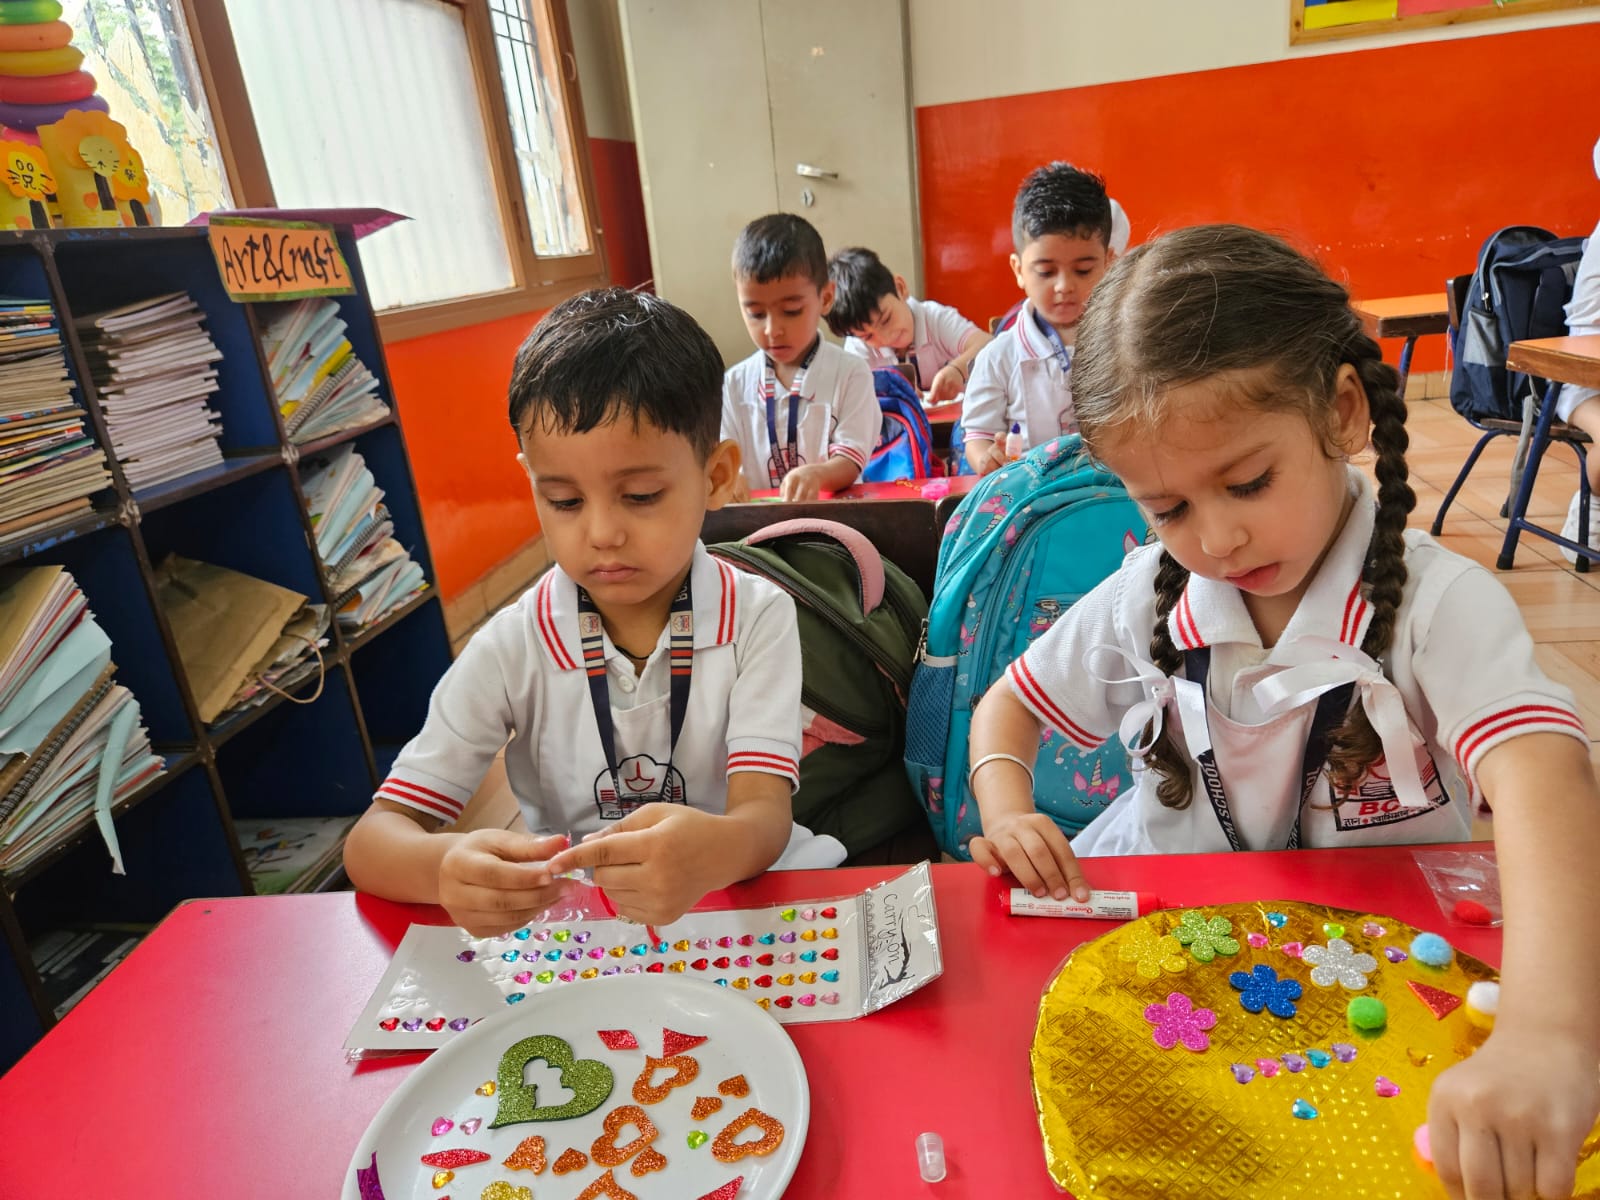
xmin=343 ymin=974 xmax=809 ymax=1199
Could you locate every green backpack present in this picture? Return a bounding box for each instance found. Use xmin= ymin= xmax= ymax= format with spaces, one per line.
xmin=710 ymin=519 xmax=927 ymax=857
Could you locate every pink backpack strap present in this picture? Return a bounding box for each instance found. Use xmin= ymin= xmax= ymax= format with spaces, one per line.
xmin=742 ymin=518 xmax=885 ymax=614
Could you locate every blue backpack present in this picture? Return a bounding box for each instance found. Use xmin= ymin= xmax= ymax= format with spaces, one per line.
xmin=1450 ymin=225 xmax=1587 ymax=424
xmin=904 ymin=435 xmax=1147 ymax=858
xmin=860 ymin=368 xmax=939 ymax=482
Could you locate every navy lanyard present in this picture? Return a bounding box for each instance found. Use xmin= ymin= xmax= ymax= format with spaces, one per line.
xmin=576 ymin=578 xmax=694 ymax=804
xmin=762 ymin=338 xmax=820 ymax=487
xmin=1183 ymin=647 xmax=1353 ymax=851
xmin=897 ymin=347 xmax=923 ymax=390
xmin=1032 ymin=309 xmax=1073 ymax=373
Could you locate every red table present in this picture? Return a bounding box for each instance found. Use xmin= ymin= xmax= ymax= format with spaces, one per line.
xmin=748 ymin=475 xmax=978 ymax=502
xmin=0 ymin=850 xmax=1497 ymax=1197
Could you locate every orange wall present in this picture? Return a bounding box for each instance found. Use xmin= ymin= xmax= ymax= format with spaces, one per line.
xmin=917 ymin=22 xmax=1600 ymax=375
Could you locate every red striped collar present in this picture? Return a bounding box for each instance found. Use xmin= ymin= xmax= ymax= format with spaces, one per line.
xmin=1013 ymin=300 xmax=1044 ymax=360
xmin=1166 ymin=468 xmax=1377 ymax=652
xmin=534 ymin=542 xmax=738 ymax=670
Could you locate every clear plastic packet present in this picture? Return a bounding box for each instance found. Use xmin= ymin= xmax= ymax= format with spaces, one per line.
xmin=1411 ymin=846 xmax=1502 ymax=928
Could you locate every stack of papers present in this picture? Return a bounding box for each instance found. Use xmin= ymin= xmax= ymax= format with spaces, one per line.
xmin=234 ymin=815 xmax=355 ymax=894
xmin=261 ymin=298 xmax=389 ymax=444
xmin=302 ymin=445 xmax=427 ymax=630
xmin=222 ymin=599 xmax=331 ymax=719
xmin=76 ymin=292 xmax=225 ymax=490
xmin=0 ymin=297 xmax=112 ymax=538
xmin=0 ymin=566 xmax=164 ymax=877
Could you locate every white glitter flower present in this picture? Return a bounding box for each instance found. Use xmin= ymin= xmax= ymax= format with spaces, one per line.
xmin=1301 ymin=937 xmax=1378 ymax=990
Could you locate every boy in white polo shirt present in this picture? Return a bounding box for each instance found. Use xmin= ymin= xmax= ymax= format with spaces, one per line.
xmin=826 ymin=246 xmax=992 ymax=406
xmin=344 ymin=288 xmax=829 ymax=934
xmin=962 ymin=163 xmax=1117 ymax=475
xmin=722 ymin=213 xmax=879 ymax=501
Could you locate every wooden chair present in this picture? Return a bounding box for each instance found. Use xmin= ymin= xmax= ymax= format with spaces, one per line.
xmin=1430 ymin=274 xmax=1591 ymax=543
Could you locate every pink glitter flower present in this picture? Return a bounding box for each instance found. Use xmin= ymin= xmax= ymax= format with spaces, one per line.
xmin=1143 ymin=991 xmax=1217 ymax=1052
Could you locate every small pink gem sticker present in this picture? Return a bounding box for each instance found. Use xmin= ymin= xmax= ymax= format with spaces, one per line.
xmin=1281 ymin=942 xmax=1304 ymax=959
xmin=1375 ymin=1076 xmax=1401 ymax=1098
xmin=1247 ymin=932 xmax=1269 ymax=949
xmin=1254 ymin=1058 xmax=1280 ymax=1078
xmin=431 ymin=1117 xmax=453 ymax=1136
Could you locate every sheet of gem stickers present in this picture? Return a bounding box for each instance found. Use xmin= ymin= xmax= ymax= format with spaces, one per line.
xmin=347 ymin=862 xmax=942 ymax=1052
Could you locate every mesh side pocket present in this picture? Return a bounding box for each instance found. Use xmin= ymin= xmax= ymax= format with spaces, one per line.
xmin=904 ymin=660 xmax=956 ymax=848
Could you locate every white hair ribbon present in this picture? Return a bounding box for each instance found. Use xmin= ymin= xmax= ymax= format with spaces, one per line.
xmin=1082 ymin=643 xmax=1209 ymax=762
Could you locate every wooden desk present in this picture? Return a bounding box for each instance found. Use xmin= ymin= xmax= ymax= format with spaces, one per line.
xmin=1498 ymin=335 xmax=1600 ymax=570
xmin=1353 ymin=293 xmax=1450 ymax=397
xmin=0 ymin=851 xmax=1502 ymax=1198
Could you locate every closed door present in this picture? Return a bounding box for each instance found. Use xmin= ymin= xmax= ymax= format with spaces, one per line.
xmin=620 ymin=0 xmax=919 ymax=363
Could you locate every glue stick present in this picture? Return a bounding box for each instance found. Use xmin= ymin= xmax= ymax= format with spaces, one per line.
xmin=1003 ymin=888 xmax=1161 ymax=920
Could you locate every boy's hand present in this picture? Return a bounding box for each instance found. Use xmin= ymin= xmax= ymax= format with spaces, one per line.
xmin=546 ymin=804 xmax=728 ymax=927
xmin=968 ymin=439 xmax=1006 ymax=476
xmin=926 ymin=365 xmax=965 ymax=407
xmin=779 ymin=463 xmax=828 ymax=501
xmin=1428 ymin=1028 xmax=1599 ymax=1200
xmin=437 ymin=830 xmax=569 ymax=936
xmin=969 ymin=812 xmax=1090 ymax=902
xmin=731 ymin=473 xmax=751 ymax=502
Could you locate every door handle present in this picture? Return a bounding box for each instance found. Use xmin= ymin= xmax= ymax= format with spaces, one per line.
xmin=795 ymin=163 xmax=838 ymax=181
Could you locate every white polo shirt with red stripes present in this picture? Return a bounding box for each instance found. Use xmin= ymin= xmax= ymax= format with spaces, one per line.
xmin=961 ymin=299 xmax=1078 ymax=450
xmin=1006 ymin=468 xmax=1586 ymax=855
xmin=721 ymin=340 xmax=879 ymax=491
xmin=375 ymin=543 xmax=804 ymax=839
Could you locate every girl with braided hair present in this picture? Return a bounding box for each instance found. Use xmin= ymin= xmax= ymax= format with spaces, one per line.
xmin=968 ymin=225 xmax=1600 ymax=1200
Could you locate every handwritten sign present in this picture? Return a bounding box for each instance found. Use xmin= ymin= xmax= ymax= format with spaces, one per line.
xmin=208 ymin=216 xmax=356 ymax=302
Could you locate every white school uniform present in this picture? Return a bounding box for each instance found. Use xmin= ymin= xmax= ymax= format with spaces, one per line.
xmin=1007 ymin=469 xmax=1586 ymax=856
xmin=721 ymin=341 xmax=879 ymax=491
xmin=960 ymin=299 xmax=1076 ymax=449
xmin=377 ymin=544 xmax=811 ymax=844
xmin=1555 ymin=216 xmax=1600 ymax=422
xmin=842 ymin=296 xmax=982 ymax=388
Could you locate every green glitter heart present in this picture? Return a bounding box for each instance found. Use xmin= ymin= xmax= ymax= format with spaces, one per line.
xmin=687 ymin=1130 xmax=709 ymax=1149
xmin=1323 ymin=922 xmax=1346 ymax=939
xmin=491 ymin=1034 xmax=614 ymax=1127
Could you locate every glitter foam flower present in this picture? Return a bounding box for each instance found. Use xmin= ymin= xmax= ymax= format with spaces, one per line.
xmin=1143 ymin=991 xmax=1217 ymax=1052
xmin=1228 ymin=963 xmax=1303 ymax=1018
xmin=1172 ymin=909 xmax=1240 ymax=963
xmin=1302 ymin=938 xmax=1378 ymax=990
xmin=1117 ymin=926 xmax=1188 ymax=980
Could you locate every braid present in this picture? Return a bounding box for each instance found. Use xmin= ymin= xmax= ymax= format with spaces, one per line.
xmin=1325 ymin=345 xmax=1416 ymax=791
xmin=1148 ymin=550 xmax=1195 ymax=809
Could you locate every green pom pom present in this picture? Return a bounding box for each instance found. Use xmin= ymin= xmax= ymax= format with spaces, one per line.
xmin=1347 ymin=996 xmax=1388 ymax=1031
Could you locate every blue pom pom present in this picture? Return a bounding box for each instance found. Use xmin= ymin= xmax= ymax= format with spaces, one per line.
xmin=1410 ymin=932 xmax=1454 ymax=967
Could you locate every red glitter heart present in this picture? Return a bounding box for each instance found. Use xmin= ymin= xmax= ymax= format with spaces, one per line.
xmin=754 ymin=975 xmax=773 ymax=988
xmin=820 ymin=907 xmax=837 ymax=919
xmin=420 ymin=1149 xmax=491 ymax=1169
xmin=737 ymin=935 xmax=755 ymax=946
xmin=774 ymin=995 xmax=794 ymax=1009
xmin=425 ymin=1017 xmax=446 ymax=1031
xmin=821 ymin=949 xmax=839 ymax=961
xmin=691 ymin=959 xmax=709 ymax=971
xmin=696 ymin=1178 xmax=745 ymax=1200
xmin=378 ymin=1018 xmax=399 ymax=1031
xmin=597 ymin=1029 xmax=639 ymax=1051
xmin=713 ymin=957 xmax=731 ymax=969
xmin=716 ymin=937 xmax=733 ymax=948
xmin=756 ymin=953 xmax=775 ymax=966
xmin=662 ymin=1029 xmax=709 ymax=1056
xmin=1407 ymin=980 xmax=1464 ymax=1020
xmin=646 ymin=962 xmax=665 ymax=974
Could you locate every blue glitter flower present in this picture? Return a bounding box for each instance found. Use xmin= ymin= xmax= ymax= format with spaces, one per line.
xmin=1229 ymin=963 xmax=1303 ymax=1018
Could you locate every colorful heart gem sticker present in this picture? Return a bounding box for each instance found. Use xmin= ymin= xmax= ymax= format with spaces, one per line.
xmin=1362 ymin=921 xmax=1387 ymax=938
xmin=566 ymin=950 xmax=584 ymax=962
xmin=755 ymin=998 xmax=770 ymax=1010
xmin=477 ymin=1081 xmax=497 ymax=1096
xmin=758 ymin=933 xmax=776 ymax=945
xmin=646 ymin=962 xmax=665 ymax=974
xmin=1305 ymin=1048 xmax=1332 ymax=1069
xmin=691 ymin=958 xmax=709 ymax=971
xmin=482 ymin=1182 xmax=534 ymax=1200
xmin=718 ymin=1074 xmax=750 ymax=1098
xmin=716 ymin=936 xmax=733 ymax=948
xmin=421 ymin=1149 xmax=490 ymax=1168
xmin=697 ymin=1178 xmax=746 ymax=1200
xmin=774 ymin=995 xmax=794 ymax=1009
xmin=691 ymin=1095 xmax=724 ymax=1120
xmin=1266 ymin=911 xmax=1287 ymax=928
xmin=777 ymin=974 xmax=795 ymax=986
xmin=801 ymin=908 xmax=817 ymax=921
xmin=800 ymin=930 xmax=818 ymax=942
xmin=778 ymin=952 xmax=796 ymax=965
xmin=821 ymin=928 xmax=839 ymax=939
xmin=735 ymin=955 xmax=753 ymax=968
xmin=1331 ymin=1042 xmax=1358 ymax=1063
xmin=588 ymin=948 xmax=606 ymax=960
xmin=1407 ymin=1047 xmax=1433 ymax=1068
xmin=1230 ymin=1063 xmax=1255 ymax=1084
xmin=820 ymin=992 xmax=840 ymax=1004
xmin=506 ymin=993 xmax=527 ymax=1005
xmin=552 ymin=1147 xmax=589 ymax=1174
xmin=1281 ymin=1053 xmax=1308 ymax=1073
xmin=1246 ymin=932 xmax=1269 ymax=948
xmin=754 ymin=975 xmax=773 ymax=988
xmin=1407 ymin=980 xmax=1464 ymax=1020
xmin=1292 ymin=1099 xmax=1319 ymax=1120
xmin=737 ymin=935 xmax=755 ymax=947
xmin=821 ymin=948 xmax=840 ymax=960
xmin=1255 ymin=1058 xmax=1280 ymax=1078
xmin=379 ymin=1018 xmax=399 ymax=1031
xmin=580 ymin=968 xmax=599 ymax=980
xmin=559 ymin=970 xmax=578 ymax=982
xmin=449 ymin=1018 xmax=470 ymax=1031
xmin=688 ymin=1130 xmax=709 ymax=1148
xmin=431 ymin=1117 xmax=454 ymax=1136
xmin=1323 ymin=922 xmax=1346 ymax=939
xmin=630 ymin=944 xmax=649 ymax=956
xmin=798 ymin=994 xmax=816 ymax=1006
xmin=713 ymin=957 xmax=731 ymax=969
xmin=502 ymin=1134 xmax=545 ymax=1172
xmin=821 ymin=907 xmax=838 ymax=919
xmin=821 ymin=970 xmax=839 ymax=983
xmin=431 ymin=1169 xmax=454 ymax=1188
xmin=491 ymin=1034 xmax=615 ymax=1127
xmin=798 ymin=971 xmax=817 ymax=984
xmin=695 ymin=938 xmax=711 ymax=950
xmin=1375 ymin=1076 xmax=1401 ymax=1098
xmin=602 ymin=967 xmax=621 ymax=977
xmin=667 ymin=962 xmax=687 ymax=974
xmin=756 ymin=954 xmax=775 ymax=967
xmin=780 ymin=908 xmax=797 ymax=921
xmin=513 ymin=928 xmax=532 ymax=940
xmin=403 ymin=1018 xmax=423 ymax=1031
xmin=1281 ymin=942 xmax=1304 ymax=959
xmin=460 ymin=1117 xmax=482 ymax=1135
xmin=632 ymin=1053 xmax=701 ymax=1104
xmin=609 ymin=946 xmax=627 ymax=958
xmin=544 ymin=951 xmax=562 ymax=962
xmin=502 ymin=950 xmax=521 ymax=962
xmin=515 ymin=971 xmax=533 ymax=984
xmin=426 ymin=1017 xmax=447 ymax=1032
xmin=573 ymin=931 xmax=591 ymax=944
xmin=457 ymin=950 xmax=477 ymax=962
xmin=554 ymin=930 xmax=571 ymax=943
xmin=1385 ymin=946 xmax=1409 ymax=963
xmin=536 ymin=971 xmax=555 ymax=984
xmin=731 ymin=978 xmax=750 ymax=990
xmin=655 ymin=942 xmax=669 ymax=953
xmin=800 ymin=951 xmax=817 ymax=963
xmin=674 ymin=940 xmax=691 ymax=952
xmin=778 ymin=932 xmax=797 ymax=944
xmin=532 ymin=929 xmax=550 ymax=942
xmin=714 ymin=978 xmax=728 ymax=987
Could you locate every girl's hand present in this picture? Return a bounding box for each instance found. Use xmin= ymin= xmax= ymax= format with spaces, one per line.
xmin=1428 ymin=1027 xmax=1600 ymax=1200
xmin=437 ymin=830 xmax=569 ymax=936
xmin=968 ymin=439 xmax=1006 ymax=476
xmin=969 ymin=812 xmax=1090 ymax=902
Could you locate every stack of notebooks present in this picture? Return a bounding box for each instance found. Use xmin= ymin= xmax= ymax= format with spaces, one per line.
xmin=0 ymin=566 xmax=164 ymax=877
xmin=302 ymin=446 xmax=427 ymax=630
xmin=76 ymin=292 xmax=225 ymax=490
xmin=261 ymin=298 xmax=389 ymax=444
xmin=233 ymin=816 xmax=355 ymax=894
xmin=0 ymin=297 xmax=112 ymax=538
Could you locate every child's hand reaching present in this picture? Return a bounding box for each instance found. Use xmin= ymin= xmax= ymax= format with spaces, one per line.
xmin=925 ymin=364 xmax=965 ymax=407
xmin=969 ymin=439 xmax=1007 ymax=476
xmin=779 ymin=463 xmax=829 ymax=501
xmin=969 ymin=811 xmax=1090 ymax=902
xmin=545 ymin=804 xmax=733 ymax=927
xmin=1427 ymin=1026 xmax=1599 ymax=1200
xmin=437 ymin=830 xmax=570 ymax=936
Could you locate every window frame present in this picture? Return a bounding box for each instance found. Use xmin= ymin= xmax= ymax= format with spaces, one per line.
xmin=178 ymin=0 xmax=610 ymax=341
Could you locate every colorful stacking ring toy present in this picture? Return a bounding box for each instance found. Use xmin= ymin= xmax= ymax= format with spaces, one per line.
xmin=0 ymin=92 xmax=105 ymax=130
xmin=0 ymin=121 xmax=40 ymax=146
xmin=0 ymin=1 xmax=64 ymax=27
xmin=0 ymin=68 xmax=92 ymax=104
xmin=0 ymin=45 xmax=82 ymax=77
xmin=0 ymin=18 xmax=70 ymax=50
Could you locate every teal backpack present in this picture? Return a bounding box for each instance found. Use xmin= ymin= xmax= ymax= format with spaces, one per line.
xmin=904 ymin=435 xmax=1147 ymax=858
xmin=711 ymin=519 xmax=927 ymax=857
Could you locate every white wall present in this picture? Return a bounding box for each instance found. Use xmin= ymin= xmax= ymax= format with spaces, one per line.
xmin=568 ymin=0 xmax=633 ymax=141
xmin=909 ymin=0 xmax=1600 ymax=107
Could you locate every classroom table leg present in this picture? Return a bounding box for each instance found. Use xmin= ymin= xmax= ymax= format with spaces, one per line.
xmin=1396 ymin=335 xmax=1417 ymax=400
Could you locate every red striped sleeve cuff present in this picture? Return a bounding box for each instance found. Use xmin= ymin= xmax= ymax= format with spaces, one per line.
xmin=376 ymin=776 xmax=467 ymax=823
xmin=727 ymin=751 xmax=801 ymax=786
xmin=1007 ymin=657 xmax=1102 ymax=750
xmin=828 ymin=444 xmax=867 ymax=469
xmin=1453 ymin=703 xmax=1588 ymax=778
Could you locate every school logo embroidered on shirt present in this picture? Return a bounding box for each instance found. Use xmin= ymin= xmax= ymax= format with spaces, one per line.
xmin=594 ymin=754 xmax=687 ymax=820
xmin=1330 ymin=748 xmax=1451 ymax=830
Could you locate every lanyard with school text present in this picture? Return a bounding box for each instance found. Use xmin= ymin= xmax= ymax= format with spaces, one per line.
xmin=896 ymin=347 xmax=923 ymax=390
xmin=1183 ymin=647 xmax=1354 ymax=851
xmin=762 ymin=338 xmax=821 ymax=487
xmin=1032 ymin=309 xmax=1073 ymax=373
xmin=576 ymin=578 xmax=694 ymax=802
